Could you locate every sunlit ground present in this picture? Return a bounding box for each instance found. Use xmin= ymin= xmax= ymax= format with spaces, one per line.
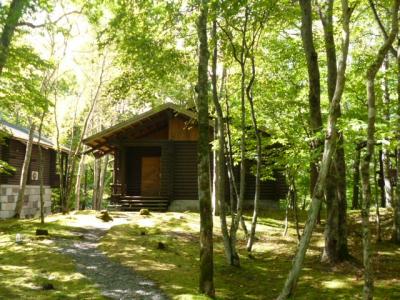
xmin=100 ymin=209 xmax=400 ymax=300
xmin=0 ymin=209 xmax=399 ymax=299
xmin=0 ymin=213 xmax=106 ymax=299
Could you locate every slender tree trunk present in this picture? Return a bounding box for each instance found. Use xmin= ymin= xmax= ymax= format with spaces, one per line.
xmin=92 ymin=157 xmax=101 ymax=210
xmin=37 ymin=112 xmax=46 ymax=224
xmin=352 ymin=144 xmax=362 ymax=209
xmin=0 ymin=0 xmax=30 ymax=76
xmin=382 ymin=57 xmax=393 ymax=207
xmin=278 ymin=1 xmax=352 ymax=297
xmin=97 ymin=155 xmax=109 ymax=210
xmin=394 ymin=43 xmax=400 ymax=243
xmin=14 ymin=123 xmax=35 ymax=218
xmin=360 ymin=3 xmax=399 ymax=299
xmin=374 ymin=152 xmax=382 ymax=242
xmin=211 ymin=21 xmax=239 ymax=266
xmin=379 ymin=150 xmax=386 ymax=207
xmin=246 ymin=54 xmax=262 ymax=252
xmin=75 ymin=154 xmax=86 ymax=210
xmin=319 ymin=0 xmax=348 ymax=263
xmin=197 ymin=0 xmax=214 ymax=296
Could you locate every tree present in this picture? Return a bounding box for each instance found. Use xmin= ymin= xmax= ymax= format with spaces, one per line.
xmin=197 ymin=0 xmax=214 ymax=297
xmin=278 ymin=0 xmax=352 ymax=297
xmin=360 ymin=1 xmax=399 ymax=298
xmin=0 ymin=0 xmax=31 ymax=76
xmin=14 ymin=122 xmax=35 ymax=218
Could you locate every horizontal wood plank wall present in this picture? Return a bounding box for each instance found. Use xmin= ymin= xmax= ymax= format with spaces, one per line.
xmin=169 ymin=117 xmax=198 ymax=141
xmin=0 ymin=141 xmax=8 ymax=184
xmin=173 ymin=141 xmax=198 ymax=200
xmin=49 ymin=150 xmax=58 ymax=187
xmin=2 ymin=139 xmax=55 ymax=186
xmin=28 ymin=144 xmax=51 ymax=185
xmin=161 ymin=141 xmax=174 ymax=198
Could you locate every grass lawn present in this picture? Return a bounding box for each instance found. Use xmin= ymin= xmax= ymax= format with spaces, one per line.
xmin=0 ymin=214 xmax=106 ymax=299
xmin=100 ymin=209 xmax=400 ymax=300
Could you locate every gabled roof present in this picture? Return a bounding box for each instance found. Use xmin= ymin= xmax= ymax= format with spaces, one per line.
xmin=83 ymin=103 xmax=200 ymax=156
xmin=0 ymin=119 xmax=68 ymax=152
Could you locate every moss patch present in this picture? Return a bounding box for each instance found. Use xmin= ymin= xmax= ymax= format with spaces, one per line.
xmin=100 ymin=210 xmax=400 ymax=299
xmin=0 ymin=216 xmax=106 ymax=299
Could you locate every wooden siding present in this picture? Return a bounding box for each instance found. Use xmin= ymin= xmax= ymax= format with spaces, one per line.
xmin=1 ymin=139 xmax=57 ymax=186
xmin=173 ymin=141 xmax=198 ymax=200
xmin=168 ymin=117 xmax=198 ymax=141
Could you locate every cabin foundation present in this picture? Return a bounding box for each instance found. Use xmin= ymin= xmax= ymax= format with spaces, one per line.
xmin=0 ymin=184 xmax=52 ymax=219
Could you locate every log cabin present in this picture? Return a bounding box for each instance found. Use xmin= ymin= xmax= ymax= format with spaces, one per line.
xmin=0 ymin=120 xmax=66 ymax=219
xmin=83 ymin=103 xmax=288 ymax=211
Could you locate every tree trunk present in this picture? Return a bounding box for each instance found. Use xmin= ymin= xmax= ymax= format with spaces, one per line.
xmin=211 ymin=122 xmax=219 ymax=216
xmin=0 ymin=0 xmax=30 ymax=76
xmin=374 ymin=152 xmax=382 ymax=242
xmin=92 ymin=157 xmax=101 ymax=210
xmin=352 ymin=144 xmax=362 ymax=209
xmin=246 ymin=53 xmax=262 ymax=252
xmin=97 ymin=155 xmax=109 ymax=210
xmin=75 ymin=154 xmax=86 ymax=210
xmin=319 ymin=0 xmax=348 ymax=263
xmin=278 ymin=1 xmax=352 ymax=298
xmin=197 ymin=0 xmax=214 ymax=296
xmin=361 ymin=3 xmax=399 ymax=298
xmin=37 ymin=112 xmax=46 ymax=224
xmin=14 ymin=123 xmax=35 ymax=218
xmin=382 ymin=57 xmax=393 ymax=207
xmin=394 ymin=43 xmax=400 ymax=243
xmin=379 ymin=150 xmax=386 ymax=207
xmin=301 ymin=0 xmax=323 ymax=213
xmin=211 ymin=21 xmax=239 ymax=267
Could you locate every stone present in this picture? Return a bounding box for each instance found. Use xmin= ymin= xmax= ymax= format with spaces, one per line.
xmin=36 ymin=229 xmax=49 ymax=236
xmin=7 ymin=195 xmax=15 ymax=203
xmin=96 ymin=210 xmax=113 ymax=222
xmin=157 ymin=242 xmax=166 ymax=250
xmin=139 ymin=208 xmax=150 ymax=216
xmin=41 ymin=282 xmax=54 ymax=290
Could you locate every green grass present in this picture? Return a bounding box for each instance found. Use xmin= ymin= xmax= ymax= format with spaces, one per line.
xmin=100 ymin=209 xmax=400 ymax=300
xmin=0 ymin=214 xmax=106 ymax=299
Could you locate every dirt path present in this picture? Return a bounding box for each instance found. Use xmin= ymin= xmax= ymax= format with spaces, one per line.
xmin=55 ymin=213 xmax=168 ymax=300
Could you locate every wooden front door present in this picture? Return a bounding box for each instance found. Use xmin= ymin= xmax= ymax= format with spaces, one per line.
xmin=141 ymin=156 xmax=161 ymax=196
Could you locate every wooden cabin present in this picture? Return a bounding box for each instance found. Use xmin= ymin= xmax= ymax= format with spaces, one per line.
xmin=83 ymin=103 xmax=287 ymax=211
xmin=0 ymin=120 xmax=64 ymax=219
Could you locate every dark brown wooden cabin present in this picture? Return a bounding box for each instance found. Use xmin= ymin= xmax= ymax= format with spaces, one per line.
xmin=0 ymin=120 xmax=69 ymax=219
xmin=0 ymin=120 xmax=63 ymax=187
xmin=83 ymin=103 xmax=287 ymax=211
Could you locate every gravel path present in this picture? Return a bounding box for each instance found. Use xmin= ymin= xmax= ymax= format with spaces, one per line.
xmin=56 ymin=214 xmax=168 ymax=300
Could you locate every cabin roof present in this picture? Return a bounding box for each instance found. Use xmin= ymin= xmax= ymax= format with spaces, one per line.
xmin=0 ymin=119 xmax=68 ymax=152
xmin=83 ymin=103 xmax=200 ymax=157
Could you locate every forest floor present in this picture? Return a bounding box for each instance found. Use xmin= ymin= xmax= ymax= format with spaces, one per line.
xmin=0 ymin=208 xmax=399 ymax=299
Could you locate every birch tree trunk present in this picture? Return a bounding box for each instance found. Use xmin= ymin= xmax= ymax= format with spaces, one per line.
xmin=14 ymin=123 xmax=35 ymax=218
xmin=361 ymin=2 xmax=399 ymax=299
xmin=278 ymin=1 xmax=352 ymax=298
xmin=197 ymin=0 xmax=214 ymax=296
